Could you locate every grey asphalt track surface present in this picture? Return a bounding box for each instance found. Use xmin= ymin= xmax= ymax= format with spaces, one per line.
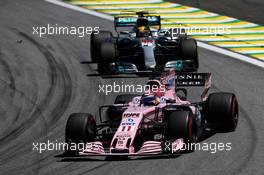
xmin=0 ymin=0 xmax=263 ymax=174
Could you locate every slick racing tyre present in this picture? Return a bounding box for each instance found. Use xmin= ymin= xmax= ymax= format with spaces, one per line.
xmin=180 ymin=39 xmax=199 ymax=69
xmin=207 ymin=93 xmax=239 ymax=132
xmin=98 ymin=41 xmax=117 ymax=75
xmin=166 ymin=110 xmax=198 ymax=143
xmin=90 ymin=31 xmax=113 ymax=62
xmin=65 ymin=113 xmax=96 ymax=144
xmin=100 ymin=41 xmax=117 ymax=62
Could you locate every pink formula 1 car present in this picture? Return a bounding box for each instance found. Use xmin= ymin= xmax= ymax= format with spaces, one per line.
xmin=64 ymin=70 xmax=238 ymax=157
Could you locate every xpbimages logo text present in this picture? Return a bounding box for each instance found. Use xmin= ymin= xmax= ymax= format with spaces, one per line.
xmin=32 ymin=140 xmax=232 ymax=154
xmin=168 ymin=25 xmax=231 ymax=37
xmin=32 ymin=24 xmax=100 ymax=37
xmin=98 ymin=82 xmax=166 ymax=95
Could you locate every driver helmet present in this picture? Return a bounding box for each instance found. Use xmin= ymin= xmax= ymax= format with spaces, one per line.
xmin=136 ymin=18 xmax=150 ymax=36
xmin=141 ymin=94 xmax=160 ymax=106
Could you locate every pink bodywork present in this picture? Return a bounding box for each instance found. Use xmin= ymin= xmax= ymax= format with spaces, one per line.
xmin=80 ymin=70 xmax=211 ymax=156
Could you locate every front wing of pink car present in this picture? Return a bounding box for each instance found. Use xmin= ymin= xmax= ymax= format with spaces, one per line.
xmin=79 ymin=139 xmax=185 ymax=156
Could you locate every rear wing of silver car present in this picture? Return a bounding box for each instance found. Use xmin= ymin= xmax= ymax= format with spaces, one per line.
xmin=114 ymin=16 xmax=161 ymax=28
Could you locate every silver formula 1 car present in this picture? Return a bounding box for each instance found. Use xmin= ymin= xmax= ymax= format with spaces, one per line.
xmin=90 ymin=11 xmax=199 ymax=75
xmin=64 ymin=70 xmax=238 ymax=157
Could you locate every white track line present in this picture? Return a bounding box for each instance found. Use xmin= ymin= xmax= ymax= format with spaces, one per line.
xmin=45 ymin=0 xmax=264 ymax=69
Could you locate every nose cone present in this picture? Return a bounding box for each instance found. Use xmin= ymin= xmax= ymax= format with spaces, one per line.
xmin=143 ymin=47 xmax=156 ymax=69
xmin=110 ymin=137 xmax=131 ymax=153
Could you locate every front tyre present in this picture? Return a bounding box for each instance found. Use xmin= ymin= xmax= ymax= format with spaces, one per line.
xmin=180 ymin=39 xmax=199 ymax=69
xmin=166 ymin=110 xmax=198 ymax=143
xmin=65 ymin=113 xmax=96 ymax=154
xmin=90 ymin=31 xmax=113 ymax=62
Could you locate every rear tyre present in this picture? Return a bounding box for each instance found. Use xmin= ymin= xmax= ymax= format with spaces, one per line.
xmin=180 ymin=39 xmax=199 ymax=69
xmin=65 ymin=113 xmax=96 ymax=153
xmin=98 ymin=42 xmax=117 ymax=75
xmin=207 ymin=93 xmax=239 ymax=132
xmin=90 ymin=31 xmax=112 ymax=62
xmin=100 ymin=41 xmax=117 ymax=62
